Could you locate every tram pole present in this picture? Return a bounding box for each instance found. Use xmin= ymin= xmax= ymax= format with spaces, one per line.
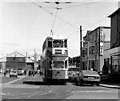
xmin=80 ymin=26 xmax=83 ymax=71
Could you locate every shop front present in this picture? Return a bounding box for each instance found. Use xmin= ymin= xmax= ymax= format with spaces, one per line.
xmin=111 ymin=54 xmax=120 ymax=74
xmin=110 ymin=47 xmax=120 ymax=82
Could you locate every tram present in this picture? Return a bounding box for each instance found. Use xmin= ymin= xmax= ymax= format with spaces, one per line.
xmin=41 ymin=35 xmax=69 ymax=84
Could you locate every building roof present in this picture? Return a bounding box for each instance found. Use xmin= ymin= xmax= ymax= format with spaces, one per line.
xmin=83 ymin=30 xmax=92 ymax=39
xmin=0 ymin=51 xmax=34 ymax=62
xmin=108 ymin=8 xmax=120 ymax=17
xmin=87 ymin=26 xmax=110 ymax=36
xmin=6 ymin=51 xmax=25 ymax=57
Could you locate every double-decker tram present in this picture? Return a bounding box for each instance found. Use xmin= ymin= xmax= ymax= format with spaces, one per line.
xmin=41 ymin=35 xmax=69 ymax=84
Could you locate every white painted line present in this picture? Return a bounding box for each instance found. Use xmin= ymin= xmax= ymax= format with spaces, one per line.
xmin=1 ymin=93 xmax=6 ymax=95
xmin=73 ymin=90 xmax=112 ymax=93
xmin=0 ymin=92 xmax=10 ymax=95
xmin=27 ymin=90 xmax=53 ymax=98
xmin=2 ymin=84 xmax=41 ymax=88
xmin=5 ymin=76 xmax=26 ymax=84
xmin=40 ymin=90 xmax=52 ymax=95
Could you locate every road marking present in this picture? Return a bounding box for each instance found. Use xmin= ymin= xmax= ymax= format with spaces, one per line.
xmin=27 ymin=90 xmax=53 ymax=98
xmin=0 ymin=93 xmax=6 ymax=95
xmin=0 ymin=92 xmax=10 ymax=95
xmin=2 ymin=84 xmax=40 ymax=88
xmin=73 ymin=90 xmax=112 ymax=93
xmin=5 ymin=76 xmax=26 ymax=84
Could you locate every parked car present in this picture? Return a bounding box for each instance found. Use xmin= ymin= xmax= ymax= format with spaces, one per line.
xmin=17 ymin=69 xmax=24 ymax=76
xmin=68 ymin=67 xmax=80 ymax=82
xmin=75 ymin=70 xmax=100 ymax=86
xmin=9 ymin=69 xmax=18 ymax=77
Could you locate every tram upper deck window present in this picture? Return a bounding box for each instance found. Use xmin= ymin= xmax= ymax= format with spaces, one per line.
xmin=53 ymin=40 xmax=63 ymax=48
xmin=64 ymin=40 xmax=67 ymax=48
xmin=48 ymin=41 xmax=52 ymax=48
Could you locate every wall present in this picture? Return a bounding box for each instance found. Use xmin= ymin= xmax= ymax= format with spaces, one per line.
xmin=6 ymin=57 xmax=26 ymax=70
xmin=110 ymin=9 xmax=120 ymax=48
xmin=99 ymin=27 xmax=110 ymax=72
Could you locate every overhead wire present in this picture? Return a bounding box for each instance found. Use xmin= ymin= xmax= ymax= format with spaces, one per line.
xmin=30 ymin=1 xmax=80 ymax=30
xmin=82 ymin=15 xmax=109 ymax=31
xmin=50 ymin=0 xmax=59 ymax=35
xmin=30 ymin=1 xmax=110 ymax=38
xmin=61 ymin=2 xmax=98 ymax=9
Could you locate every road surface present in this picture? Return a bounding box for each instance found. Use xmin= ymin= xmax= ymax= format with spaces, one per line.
xmin=1 ymin=74 xmax=119 ymax=100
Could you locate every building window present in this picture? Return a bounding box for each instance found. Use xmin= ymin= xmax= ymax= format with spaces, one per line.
xmin=82 ymin=50 xmax=85 ymax=57
xmin=89 ymin=46 xmax=95 ymax=55
xmin=100 ymin=32 xmax=104 ymax=42
xmin=100 ymin=46 xmax=103 ymax=56
xmin=92 ymin=46 xmax=95 ymax=54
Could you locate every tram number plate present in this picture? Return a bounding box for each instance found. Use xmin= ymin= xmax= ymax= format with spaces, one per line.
xmin=88 ymin=77 xmax=94 ymax=79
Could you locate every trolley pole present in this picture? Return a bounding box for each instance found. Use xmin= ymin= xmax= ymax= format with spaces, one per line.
xmin=80 ymin=26 xmax=83 ymax=71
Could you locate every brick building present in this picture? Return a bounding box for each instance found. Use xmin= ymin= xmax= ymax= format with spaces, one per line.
xmin=0 ymin=51 xmax=35 ymax=71
xmin=108 ymin=7 xmax=120 ymax=75
xmin=82 ymin=27 xmax=111 ymax=72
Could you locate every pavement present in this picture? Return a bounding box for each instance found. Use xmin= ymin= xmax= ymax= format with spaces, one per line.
xmin=22 ymin=74 xmax=120 ymax=89
xmin=100 ymin=83 xmax=120 ymax=89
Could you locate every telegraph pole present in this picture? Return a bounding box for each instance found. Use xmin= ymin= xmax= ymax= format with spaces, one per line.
xmin=80 ymin=26 xmax=83 ymax=71
xmin=34 ymin=49 xmax=37 ymax=71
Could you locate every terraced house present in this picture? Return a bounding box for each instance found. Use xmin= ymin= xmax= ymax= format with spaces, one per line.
xmin=82 ymin=26 xmax=111 ymax=73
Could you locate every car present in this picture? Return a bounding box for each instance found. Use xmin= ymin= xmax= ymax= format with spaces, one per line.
xmin=68 ymin=67 xmax=80 ymax=82
xmin=9 ymin=70 xmax=18 ymax=77
xmin=75 ymin=70 xmax=100 ymax=86
xmin=17 ymin=69 xmax=24 ymax=76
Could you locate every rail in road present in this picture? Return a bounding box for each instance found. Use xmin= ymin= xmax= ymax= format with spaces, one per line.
xmin=1 ymin=75 xmax=119 ymax=99
xmin=2 ymin=82 xmax=119 ymax=99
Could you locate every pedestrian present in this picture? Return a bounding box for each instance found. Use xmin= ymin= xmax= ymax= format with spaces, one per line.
xmin=4 ymin=70 xmax=7 ymax=77
xmin=24 ymin=70 xmax=26 ymax=76
xmin=39 ymin=70 xmax=42 ymax=76
xmin=28 ymin=70 xmax=31 ymax=76
xmin=32 ymin=70 xmax=34 ymax=76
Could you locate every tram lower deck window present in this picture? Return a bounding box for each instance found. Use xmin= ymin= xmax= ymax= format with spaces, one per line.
xmin=53 ymin=61 xmax=64 ymax=68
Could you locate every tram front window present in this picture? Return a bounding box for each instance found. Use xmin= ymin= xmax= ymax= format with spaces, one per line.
xmin=53 ymin=40 xmax=63 ymax=48
xmin=53 ymin=61 xmax=64 ymax=68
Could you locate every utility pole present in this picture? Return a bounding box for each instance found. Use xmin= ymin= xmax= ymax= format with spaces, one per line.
xmin=80 ymin=26 xmax=83 ymax=71
xmin=25 ymin=52 xmax=27 ymax=70
xmin=34 ymin=49 xmax=37 ymax=71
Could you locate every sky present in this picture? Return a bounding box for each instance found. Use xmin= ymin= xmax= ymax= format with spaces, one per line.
xmin=0 ymin=0 xmax=119 ymax=58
